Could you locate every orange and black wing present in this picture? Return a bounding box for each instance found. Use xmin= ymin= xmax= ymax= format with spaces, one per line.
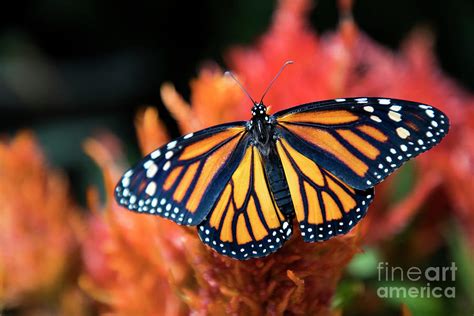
xmin=115 ymin=122 xmax=248 ymax=226
xmin=275 ymin=97 xmax=449 ymax=190
xmin=197 ymin=145 xmax=292 ymax=260
xmin=276 ymin=138 xmax=373 ymax=240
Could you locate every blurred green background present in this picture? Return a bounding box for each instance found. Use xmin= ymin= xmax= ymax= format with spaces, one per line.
xmin=1 ymin=1 xmax=473 ymax=315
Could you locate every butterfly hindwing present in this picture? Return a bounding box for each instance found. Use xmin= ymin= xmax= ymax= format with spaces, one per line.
xmin=276 ymin=138 xmax=373 ymax=241
xmin=198 ymin=145 xmax=293 ymax=260
xmin=275 ymin=97 xmax=449 ymax=190
xmin=115 ymin=122 xmax=248 ymax=225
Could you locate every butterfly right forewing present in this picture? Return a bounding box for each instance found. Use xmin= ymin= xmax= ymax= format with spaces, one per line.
xmin=275 ymin=98 xmax=449 ymax=190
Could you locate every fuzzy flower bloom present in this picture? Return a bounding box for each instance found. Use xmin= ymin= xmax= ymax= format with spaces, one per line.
xmin=0 ymin=131 xmax=79 ymax=309
xmin=81 ymin=0 xmax=473 ymax=314
xmin=80 ymin=135 xmax=190 ymax=316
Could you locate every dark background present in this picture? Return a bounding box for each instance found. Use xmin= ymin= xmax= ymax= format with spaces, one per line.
xmin=0 ymin=0 xmax=473 ymax=200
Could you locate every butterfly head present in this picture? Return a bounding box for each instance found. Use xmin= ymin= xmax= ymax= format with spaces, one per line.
xmin=248 ymin=102 xmax=275 ymax=154
xmin=251 ymin=102 xmax=268 ymax=116
xmin=250 ymin=102 xmax=272 ymax=127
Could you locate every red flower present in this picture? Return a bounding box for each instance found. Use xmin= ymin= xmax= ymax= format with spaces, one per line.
xmin=227 ymin=0 xmax=473 ymax=247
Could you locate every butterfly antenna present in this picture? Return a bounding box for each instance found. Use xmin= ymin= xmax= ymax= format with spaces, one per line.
xmin=259 ymin=60 xmax=294 ymax=104
xmin=224 ymin=71 xmax=256 ymax=104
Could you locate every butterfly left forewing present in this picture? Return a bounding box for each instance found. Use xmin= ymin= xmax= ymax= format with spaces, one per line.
xmin=198 ymin=145 xmax=293 ymax=260
xmin=115 ymin=122 xmax=248 ymax=226
xmin=275 ymin=97 xmax=449 ymax=190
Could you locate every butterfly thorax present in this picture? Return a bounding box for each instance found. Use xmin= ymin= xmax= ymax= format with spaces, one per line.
xmin=248 ymin=103 xmax=276 ymax=156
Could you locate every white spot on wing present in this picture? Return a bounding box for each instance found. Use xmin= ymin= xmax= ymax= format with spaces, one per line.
xmin=370 ymin=115 xmax=382 ymax=123
xmin=150 ymin=149 xmax=161 ymax=159
xmin=146 ymin=163 xmax=158 ymax=178
xmin=167 ymin=140 xmax=177 ymax=149
xmin=378 ymin=99 xmax=391 ymax=105
xmin=388 ymin=111 xmax=402 ymax=122
xmin=396 ymin=127 xmax=410 ymax=139
xmin=145 ymin=181 xmax=157 ymax=196
xmin=143 ymin=160 xmax=154 ymax=169
xmin=425 ymin=109 xmax=435 ymax=118
xmin=363 ymin=106 xmax=374 ymax=112
xmin=121 ymin=177 xmax=130 ymax=187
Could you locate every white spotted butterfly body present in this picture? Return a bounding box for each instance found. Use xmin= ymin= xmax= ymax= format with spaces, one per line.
xmin=115 ymin=97 xmax=449 ymax=260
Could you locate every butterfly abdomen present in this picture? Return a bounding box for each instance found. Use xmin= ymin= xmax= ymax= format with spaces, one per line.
xmin=264 ymin=147 xmax=294 ymax=217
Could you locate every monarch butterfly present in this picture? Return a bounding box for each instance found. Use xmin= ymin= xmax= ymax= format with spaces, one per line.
xmin=115 ymin=61 xmax=449 ymax=260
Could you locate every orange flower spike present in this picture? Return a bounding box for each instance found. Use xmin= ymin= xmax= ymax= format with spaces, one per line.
xmin=135 ymin=106 xmax=170 ymax=154
xmin=160 ymin=83 xmax=202 ymax=135
xmin=190 ymin=67 xmax=245 ymax=125
xmin=160 ymin=68 xmax=245 ymax=138
xmin=0 ymin=131 xmax=78 ymax=308
xmin=172 ymin=227 xmax=359 ymax=315
xmin=81 ymin=134 xmax=191 ymax=316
